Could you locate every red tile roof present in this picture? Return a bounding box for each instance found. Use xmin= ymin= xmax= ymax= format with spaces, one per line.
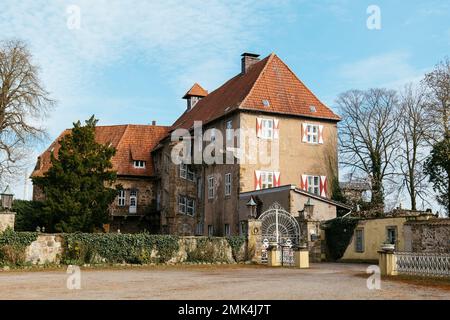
xmin=182 ymin=83 xmax=208 ymax=98
xmin=171 ymin=53 xmax=340 ymax=132
xmin=31 ymin=124 xmax=169 ymax=178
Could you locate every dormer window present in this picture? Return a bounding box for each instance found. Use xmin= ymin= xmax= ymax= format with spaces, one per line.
xmin=134 ymin=160 xmax=146 ymax=168
xmin=182 ymin=83 xmax=208 ymax=111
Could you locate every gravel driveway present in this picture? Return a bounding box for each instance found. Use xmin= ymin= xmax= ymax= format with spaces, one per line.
xmin=0 ymin=263 xmax=449 ymax=300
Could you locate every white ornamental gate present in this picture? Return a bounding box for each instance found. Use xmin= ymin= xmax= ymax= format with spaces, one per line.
xmin=259 ymin=203 xmax=301 ymax=265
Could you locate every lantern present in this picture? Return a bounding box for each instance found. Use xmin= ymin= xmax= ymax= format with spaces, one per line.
xmin=1 ymin=186 xmax=13 ymax=210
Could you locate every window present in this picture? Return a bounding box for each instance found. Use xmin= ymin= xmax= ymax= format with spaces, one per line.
xmin=186 ymin=198 xmax=195 ymax=216
xmin=208 ymin=225 xmax=214 ymax=236
xmin=118 ymin=190 xmax=126 ymax=206
xmin=208 ymin=176 xmax=215 ymax=199
xmin=387 ymin=227 xmax=397 ymax=245
xmin=261 ymin=171 xmax=274 ymax=189
xmin=178 ymin=195 xmax=195 ymax=215
xmin=180 ymin=163 xmax=195 ymax=181
xmin=224 ymin=224 xmax=230 ymax=236
xmin=195 ymin=223 xmax=204 ymax=235
xmin=261 ymin=119 xmax=273 ymax=139
xmin=225 ymin=173 xmax=232 ymax=196
xmin=307 ymin=175 xmax=320 ymax=195
xmin=178 ymin=196 xmax=186 ymax=214
xmin=164 ymin=154 xmax=170 ymax=173
xmin=355 ymin=229 xmax=364 ymax=253
xmin=226 ymin=120 xmax=233 ymax=141
xmin=133 ymin=160 xmax=146 ymax=168
xmin=306 ymin=124 xmax=319 ymax=144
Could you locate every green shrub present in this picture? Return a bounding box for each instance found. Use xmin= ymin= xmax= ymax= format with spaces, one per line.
xmin=0 ymin=228 xmax=38 ymax=266
xmin=61 ymin=233 xmax=179 ymax=265
xmin=186 ymin=237 xmax=230 ymax=263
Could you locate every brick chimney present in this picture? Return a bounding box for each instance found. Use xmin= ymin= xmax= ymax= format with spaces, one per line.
xmin=241 ymin=52 xmax=260 ymax=74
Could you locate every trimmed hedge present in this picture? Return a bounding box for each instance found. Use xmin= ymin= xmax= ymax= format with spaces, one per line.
xmin=0 ymin=228 xmax=38 ymax=266
xmin=62 ymin=233 xmax=179 ymax=265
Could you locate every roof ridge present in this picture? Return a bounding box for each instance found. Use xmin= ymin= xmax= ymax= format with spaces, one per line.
xmin=271 ymin=54 xmax=340 ymax=120
xmin=238 ymin=53 xmax=275 ymax=109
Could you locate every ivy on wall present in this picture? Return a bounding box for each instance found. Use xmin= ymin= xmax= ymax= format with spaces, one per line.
xmin=62 ymin=233 xmax=179 ymax=265
xmin=323 ymin=218 xmax=359 ymax=261
xmin=0 ymin=228 xmax=38 ymax=266
xmin=226 ymin=236 xmax=246 ymax=261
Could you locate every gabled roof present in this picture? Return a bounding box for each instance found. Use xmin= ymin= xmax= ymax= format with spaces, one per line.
xmin=182 ymin=83 xmax=208 ymax=99
xmin=31 ymin=124 xmax=169 ymax=178
xmin=171 ymin=53 xmax=340 ymax=132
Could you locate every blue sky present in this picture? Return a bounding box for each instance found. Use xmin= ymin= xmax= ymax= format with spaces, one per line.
xmin=1 ymin=0 xmax=449 ymax=203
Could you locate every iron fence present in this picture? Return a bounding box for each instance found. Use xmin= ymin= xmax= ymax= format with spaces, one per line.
xmin=395 ymin=252 xmax=450 ymax=277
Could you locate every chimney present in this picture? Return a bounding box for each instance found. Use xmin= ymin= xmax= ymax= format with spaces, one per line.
xmin=241 ymin=52 xmax=260 ymax=74
xmin=151 ymin=120 xmax=156 ymax=126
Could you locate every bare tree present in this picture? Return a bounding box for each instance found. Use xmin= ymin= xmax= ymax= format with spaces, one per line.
xmin=0 ymin=39 xmax=54 ymax=185
xmin=397 ymin=84 xmax=430 ymax=210
xmin=337 ymin=88 xmax=400 ymax=211
xmin=423 ymin=57 xmax=450 ymax=141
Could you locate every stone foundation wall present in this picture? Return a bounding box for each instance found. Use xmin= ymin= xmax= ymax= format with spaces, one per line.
xmin=404 ymin=219 xmax=450 ymax=253
xmin=0 ymin=213 xmax=15 ymax=232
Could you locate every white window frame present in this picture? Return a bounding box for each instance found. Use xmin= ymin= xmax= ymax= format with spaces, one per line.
xmin=180 ymin=163 xmax=195 ymax=181
xmin=225 ymin=173 xmax=232 ymax=196
xmin=118 ymin=190 xmax=126 ymax=206
xmin=261 ymin=171 xmax=274 ymax=189
xmin=186 ymin=198 xmax=195 ymax=216
xmin=208 ymin=175 xmax=215 ymax=199
xmin=133 ymin=160 xmax=146 ymax=168
xmin=261 ymin=119 xmax=274 ymax=140
xmin=178 ymin=196 xmax=186 ymax=214
xmin=306 ymin=124 xmax=319 ymax=144
xmin=307 ymin=175 xmax=320 ymax=195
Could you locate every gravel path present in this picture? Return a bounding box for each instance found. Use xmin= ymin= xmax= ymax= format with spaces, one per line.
xmin=0 ymin=263 xmax=449 ymax=300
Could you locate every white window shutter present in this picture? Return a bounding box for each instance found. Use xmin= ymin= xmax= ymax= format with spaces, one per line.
xmin=254 ymin=170 xmax=261 ymax=190
xmin=256 ymin=118 xmax=262 ymax=138
xmin=273 ymin=171 xmax=280 ymax=187
xmin=273 ymin=119 xmax=279 ymax=139
xmin=319 ymin=125 xmax=324 ymax=144
xmin=320 ymin=176 xmax=328 ymax=197
xmin=302 ymin=123 xmax=308 ymax=143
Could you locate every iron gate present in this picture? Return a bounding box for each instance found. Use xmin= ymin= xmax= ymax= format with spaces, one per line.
xmin=259 ymin=202 xmax=300 ymax=265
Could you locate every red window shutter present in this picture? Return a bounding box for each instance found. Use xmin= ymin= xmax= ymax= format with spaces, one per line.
xmin=256 ymin=118 xmax=262 ymax=138
xmin=254 ymin=170 xmax=262 ymax=190
xmin=302 ymin=123 xmax=308 ymax=143
xmin=273 ymin=171 xmax=280 ymax=187
xmin=273 ymin=119 xmax=280 ymax=139
xmin=320 ymin=176 xmax=328 ymax=197
xmin=319 ymin=125 xmax=324 ymax=144
xmin=301 ymin=175 xmax=308 ymax=190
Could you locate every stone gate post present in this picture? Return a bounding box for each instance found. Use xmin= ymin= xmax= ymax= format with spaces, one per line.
xmin=246 ymin=219 xmax=262 ymax=263
xmin=378 ymin=250 xmax=397 ymax=276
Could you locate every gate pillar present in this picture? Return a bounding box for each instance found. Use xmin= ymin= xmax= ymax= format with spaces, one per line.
xmin=378 ymin=250 xmax=397 ymax=276
xmin=267 ymin=246 xmax=281 ymax=267
xmin=294 ymin=247 xmax=309 ymax=269
xmin=246 ymin=219 xmax=262 ymax=263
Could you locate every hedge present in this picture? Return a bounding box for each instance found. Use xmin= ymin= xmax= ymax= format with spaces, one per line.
xmin=62 ymin=233 xmax=179 ymax=265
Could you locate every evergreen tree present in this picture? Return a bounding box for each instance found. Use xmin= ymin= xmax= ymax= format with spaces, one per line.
xmin=33 ymin=116 xmax=118 ymax=232
xmin=424 ymin=135 xmax=450 ymax=216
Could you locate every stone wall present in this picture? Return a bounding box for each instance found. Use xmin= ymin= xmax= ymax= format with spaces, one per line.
xmin=22 ymin=234 xmax=247 ymax=265
xmin=25 ymin=234 xmax=63 ymax=265
xmin=0 ymin=213 xmax=15 ymax=232
xmin=404 ymin=219 xmax=450 ymax=253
